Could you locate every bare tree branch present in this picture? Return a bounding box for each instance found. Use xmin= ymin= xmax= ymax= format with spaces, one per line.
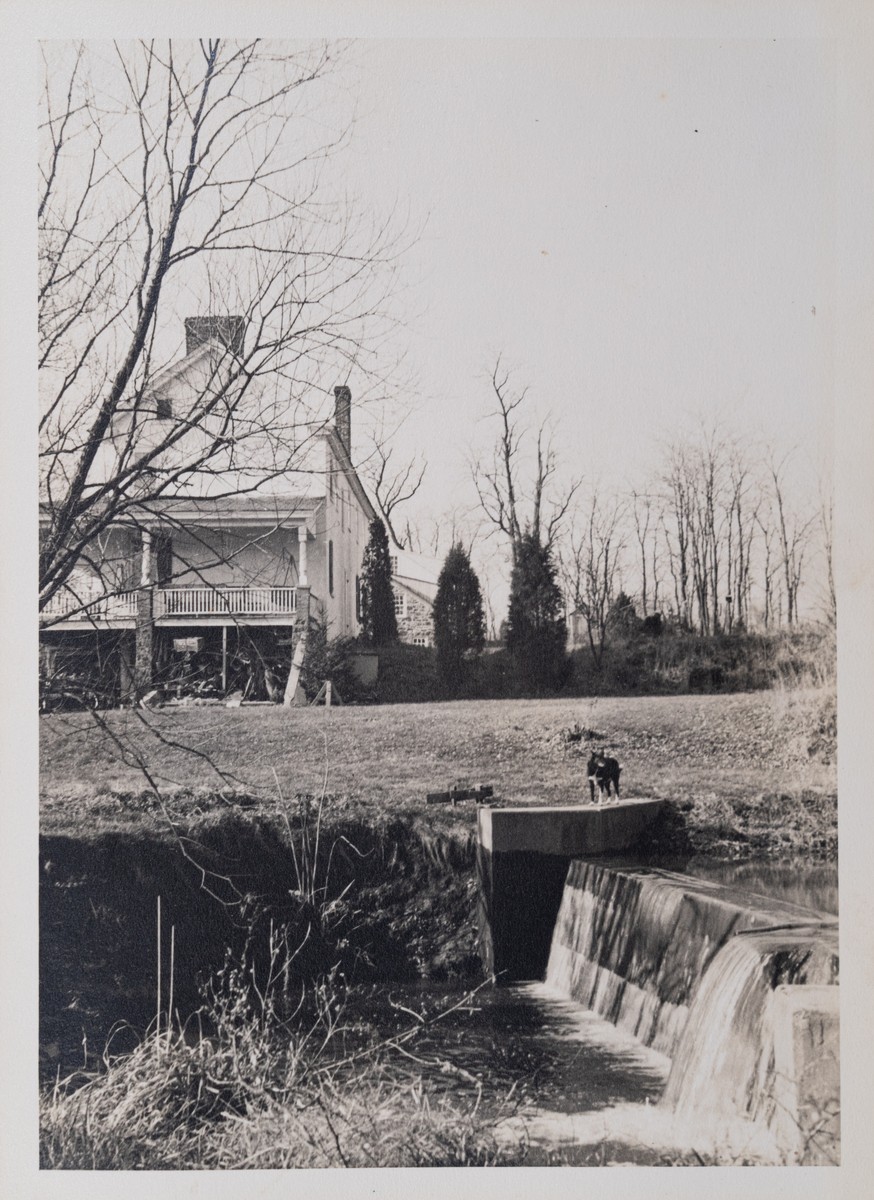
xmin=39 ymin=39 xmax=407 ymax=609
xmin=471 ymin=359 xmax=580 ymax=562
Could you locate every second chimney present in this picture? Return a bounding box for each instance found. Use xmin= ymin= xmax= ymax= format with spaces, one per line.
xmin=334 ymin=386 xmax=351 ymax=455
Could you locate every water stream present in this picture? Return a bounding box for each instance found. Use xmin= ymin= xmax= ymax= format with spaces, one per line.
xmin=345 ymin=860 xmax=838 ymax=1165
xmin=342 ymin=979 xmax=675 ymax=1165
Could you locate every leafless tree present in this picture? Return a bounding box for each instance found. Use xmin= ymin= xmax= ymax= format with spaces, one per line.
xmin=360 ymin=434 xmax=426 ymax=548
xmin=562 ymin=492 xmax=626 ymax=667
xmin=724 ymin=444 xmax=760 ymax=631
xmin=471 ymin=359 xmax=580 ymax=562
xmin=657 ymin=426 xmax=767 ymax=635
xmin=755 ymin=503 xmax=781 ymax=629
xmin=768 ymin=452 xmax=815 ymax=628
xmin=39 ymin=39 xmax=405 ymax=614
xmin=818 ymin=473 xmax=837 ymax=628
xmin=660 ymin=441 xmax=694 ymax=629
xmin=630 ymin=490 xmax=663 ymax=618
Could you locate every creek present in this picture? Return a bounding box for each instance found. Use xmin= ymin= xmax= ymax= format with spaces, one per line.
xmin=40 ymin=811 xmax=839 ymax=1165
xmin=336 ymin=858 xmax=838 ymax=1165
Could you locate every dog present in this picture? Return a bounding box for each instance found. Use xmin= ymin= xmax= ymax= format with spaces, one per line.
xmin=586 ymin=752 xmax=621 ymax=804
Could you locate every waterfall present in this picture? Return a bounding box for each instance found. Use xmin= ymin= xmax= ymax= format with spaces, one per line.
xmin=661 ymin=925 xmax=837 ymax=1125
xmin=544 ymin=859 xmax=838 ymax=1150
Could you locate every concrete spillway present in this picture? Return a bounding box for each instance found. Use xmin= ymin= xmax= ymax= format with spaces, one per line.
xmin=477 ymin=798 xmax=666 ymax=979
xmin=546 ymin=860 xmax=839 ymax=1160
xmin=475 ymin=802 xmax=840 ymax=1163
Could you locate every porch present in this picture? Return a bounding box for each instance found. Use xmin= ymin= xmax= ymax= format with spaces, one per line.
xmin=40 ymin=585 xmax=305 ymax=629
xmin=40 ymin=590 xmax=138 ymax=628
xmin=155 ymin=586 xmax=299 ymax=625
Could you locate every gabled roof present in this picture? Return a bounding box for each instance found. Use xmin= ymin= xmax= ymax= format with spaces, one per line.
xmin=392 ymin=546 xmax=442 ymax=588
xmin=393 ymin=577 xmax=436 ymax=608
xmin=98 ymin=334 xmax=380 ymax=518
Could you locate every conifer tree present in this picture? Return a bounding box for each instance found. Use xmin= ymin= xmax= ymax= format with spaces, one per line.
xmin=433 ymin=544 xmax=486 ymax=691
xmin=360 ymin=519 xmax=399 ymax=646
xmin=506 ymin=531 xmax=568 ymax=692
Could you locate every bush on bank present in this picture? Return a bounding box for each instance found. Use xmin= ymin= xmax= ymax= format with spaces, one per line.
xmin=40 ymin=960 xmax=526 ymax=1170
xmin=371 ymin=627 xmax=835 ymax=704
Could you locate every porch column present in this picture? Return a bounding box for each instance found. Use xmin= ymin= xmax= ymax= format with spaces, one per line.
xmin=297 ymin=525 xmax=309 ymax=586
xmin=140 ymin=530 xmax=153 ymax=585
xmin=282 ymin=586 xmax=311 ymax=707
xmin=134 ymin=588 xmax=154 ymax=693
xmin=135 ymin=529 xmax=154 ymax=694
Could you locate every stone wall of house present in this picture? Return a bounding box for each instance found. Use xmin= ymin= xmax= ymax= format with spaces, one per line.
xmin=394 ymin=587 xmax=434 ymax=647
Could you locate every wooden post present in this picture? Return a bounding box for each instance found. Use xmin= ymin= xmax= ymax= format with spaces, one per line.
xmin=283 ymin=629 xmax=308 ymax=707
xmin=325 ymin=680 xmax=332 ymax=708
xmin=297 ymin=525 xmax=309 ymax=585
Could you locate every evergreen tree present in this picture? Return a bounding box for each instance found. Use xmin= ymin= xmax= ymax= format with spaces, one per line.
xmin=433 ymin=544 xmax=486 ymax=692
xmin=506 ymin=531 xmax=568 ymax=692
xmin=359 ymin=518 xmax=399 ymax=646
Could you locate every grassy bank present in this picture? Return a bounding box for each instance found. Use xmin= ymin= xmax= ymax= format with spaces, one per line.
xmin=40 ymin=689 xmax=837 ymax=1167
xmin=40 ymin=689 xmax=837 ymax=1070
xmin=41 ymin=689 xmax=836 ymax=836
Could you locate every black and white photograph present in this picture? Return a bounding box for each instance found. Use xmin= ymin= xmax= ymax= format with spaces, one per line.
xmin=3 ymin=1 xmax=874 ymax=1194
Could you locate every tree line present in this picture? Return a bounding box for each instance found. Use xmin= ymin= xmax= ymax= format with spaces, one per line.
xmin=382 ymin=360 xmax=834 ymax=692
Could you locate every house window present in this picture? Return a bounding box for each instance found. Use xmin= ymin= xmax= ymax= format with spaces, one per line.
xmin=389 ymin=555 xmax=398 ymax=574
xmin=155 ymin=393 xmax=172 ymax=420
xmin=328 ymin=540 xmax=334 ymax=595
xmin=412 ymin=635 xmax=430 ymax=647
xmin=355 ymin=575 xmax=361 ymax=622
xmin=393 ymin=592 xmax=406 ymax=618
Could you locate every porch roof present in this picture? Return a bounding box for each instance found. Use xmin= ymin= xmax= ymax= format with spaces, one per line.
xmin=134 ymin=494 xmax=322 ymax=527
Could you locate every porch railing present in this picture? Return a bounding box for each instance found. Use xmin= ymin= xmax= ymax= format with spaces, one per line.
xmin=155 ymin=586 xmax=298 ymax=617
xmin=40 ymin=590 xmax=139 ymax=621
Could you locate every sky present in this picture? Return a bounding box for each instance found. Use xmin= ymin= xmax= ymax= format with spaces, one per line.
xmin=333 ymin=37 xmax=834 ymax=543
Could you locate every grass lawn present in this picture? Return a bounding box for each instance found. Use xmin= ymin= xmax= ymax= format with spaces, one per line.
xmin=40 ymin=690 xmax=836 ymax=848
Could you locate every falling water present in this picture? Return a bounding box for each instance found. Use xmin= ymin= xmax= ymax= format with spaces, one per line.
xmin=544 ymin=859 xmax=838 ymax=1158
xmin=662 ymin=925 xmax=838 ymax=1124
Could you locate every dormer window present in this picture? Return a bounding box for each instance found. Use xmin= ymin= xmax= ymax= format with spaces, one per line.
xmin=155 ymin=393 xmax=172 ymax=420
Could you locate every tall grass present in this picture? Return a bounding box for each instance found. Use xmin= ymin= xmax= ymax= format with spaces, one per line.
xmin=40 ymin=938 xmax=527 ymax=1169
xmin=40 ymin=767 xmax=520 ymax=1170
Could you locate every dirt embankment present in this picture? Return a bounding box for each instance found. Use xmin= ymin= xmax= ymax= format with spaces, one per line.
xmin=40 ymin=778 xmax=837 ymax=1085
xmin=40 ymin=804 xmax=481 ymax=1082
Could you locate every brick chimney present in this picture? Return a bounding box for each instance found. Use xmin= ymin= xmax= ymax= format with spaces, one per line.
xmin=334 ymin=385 xmax=351 ymax=454
xmin=185 ymin=316 xmax=245 ymax=356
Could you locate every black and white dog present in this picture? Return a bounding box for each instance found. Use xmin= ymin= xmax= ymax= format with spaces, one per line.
xmin=586 ymin=752 xmax=621 ymax=804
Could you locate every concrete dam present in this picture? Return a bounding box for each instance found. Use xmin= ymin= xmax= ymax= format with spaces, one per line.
xmin=477 ymin=800 xmax=839 ymax=1164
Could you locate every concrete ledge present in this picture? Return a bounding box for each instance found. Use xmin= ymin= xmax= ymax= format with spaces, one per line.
xmin=770 ymin=984 xmax=840 ymax=1164
xmin=478 ymin=798 xmax=665 ymax=856
xmin=477 ymin=799 xmax=666 ymax=980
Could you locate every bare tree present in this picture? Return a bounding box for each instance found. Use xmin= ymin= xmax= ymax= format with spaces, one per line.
xmin=818 ymin=473 xmax=837 ymax=628
xmin=724 ymin=444 xmax=760 ymax=631
xmin=562 ymin=492 xmax=626 ymax=667
xmin=630 ymin=491 xmax=664 ymax=618
xmin=660 ymin=441 xmax=694 ymax=629
xmin=39 ymin=39 xmax=404 ymax=612
xmin=768 ymin=453 xmax=815 ymax=627
xmin=656 ymin=426 xmax=766 ymax=635
xmin=472 ymin=359 xmax=580 ymax=562
xmin=753 ymin=500 xmax=777 ymax=629
xmin=360 ymin=434 xmax=426 ymax=548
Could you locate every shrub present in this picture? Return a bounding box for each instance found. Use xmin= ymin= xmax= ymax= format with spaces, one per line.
xmin=433 ymin=544 xmax=486 ymax=694
xmin=505 ymin=533 xmax=568 ymax=693
xmin=300 ymin=620 xmax=371 ymax=703
xmin=360 ymin=520 xmax=398 ymax=647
